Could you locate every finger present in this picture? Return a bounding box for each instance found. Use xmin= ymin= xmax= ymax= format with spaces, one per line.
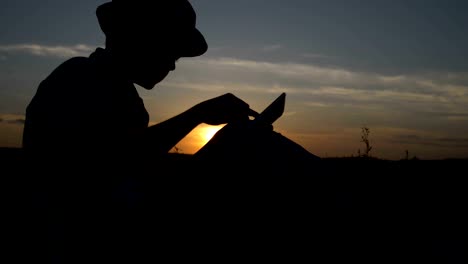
xmin=248 ymin=108 xmax=259 ymax=117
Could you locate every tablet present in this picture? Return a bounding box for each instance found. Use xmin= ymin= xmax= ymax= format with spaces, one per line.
xmin=255 ymin=92 xmax=286 ymax=125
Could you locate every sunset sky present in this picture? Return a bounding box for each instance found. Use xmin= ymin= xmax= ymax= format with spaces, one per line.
xmin=1 ymin=0 xmax=468 ymax=160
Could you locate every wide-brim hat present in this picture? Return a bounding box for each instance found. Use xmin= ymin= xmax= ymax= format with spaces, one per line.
xmin=96 ymin=0 xmax=208 ymax=57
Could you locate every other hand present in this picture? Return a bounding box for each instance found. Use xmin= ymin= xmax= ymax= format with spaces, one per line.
xmin=193 ymin=93 xmax=259 ymax=125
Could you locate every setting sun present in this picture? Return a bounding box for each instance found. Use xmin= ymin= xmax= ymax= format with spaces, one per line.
xmin=199 ymin=125 xmax=223 ymax=142
xmin=170 ymin=123 xmax=226 ymax=154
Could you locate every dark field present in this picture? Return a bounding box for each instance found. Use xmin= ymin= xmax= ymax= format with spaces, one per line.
xmin=2 ymin=147 xmax=466 ymax=263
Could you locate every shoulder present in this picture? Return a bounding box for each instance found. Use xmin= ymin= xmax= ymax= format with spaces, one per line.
xmin=36 ymin=54 xmax=102 ymax=96
xmin=59 ymin=56 xmax=91 ymax=69
xmin=41 ymin=48 xmax=116 ymax=88
xmin=29 ymin=55 xmax=100 ymax=111
xmin=46 ymin=56 xmax=92 ymax=82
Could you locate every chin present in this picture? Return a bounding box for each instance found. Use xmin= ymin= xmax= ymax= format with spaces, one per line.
xmin=134 ymin=80 xmax=155 ymax=90
xmin=141 ymin=84 xmax=155 ymax=90
xmin=137 ymin=72 xmax=169 ymax=90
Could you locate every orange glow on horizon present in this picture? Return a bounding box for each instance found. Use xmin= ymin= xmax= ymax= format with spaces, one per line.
xmin=200 ymin=125 xmax=223 ymax=143
xmin=170 ymin=123 xmax=225 ymax=154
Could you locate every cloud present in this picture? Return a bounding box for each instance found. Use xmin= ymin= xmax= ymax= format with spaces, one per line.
xmin=169 ymin=56 xmax=468 ymax=118
xmin=0 ymin=44 xmax=96 ymax=58
xmin=420 ymin=111 xmax=468 ymax=121
xmin=0 ymin=114 xmax=25 ymax=125
xmin=7 ymin=118 xmax=25 ymax=125
xmin=301 ymin=53 xmax=336 ymax=60
xmin=190 ymin=57 xmax=357 ymax=82
xmin=391 ymin=134 xmax=468 ymax=148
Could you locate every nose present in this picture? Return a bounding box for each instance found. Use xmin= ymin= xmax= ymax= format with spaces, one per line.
xmin=170 ymin=63 xmax=176 ymax=71
xmin=170 ymin=56 xmax=180 ymax=71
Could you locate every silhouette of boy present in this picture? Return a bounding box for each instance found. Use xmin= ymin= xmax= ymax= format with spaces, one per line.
xmin=22 ymin=0 xmax=260 ymax=166
xmin=23 ymin=0 xmax=319 ymax=175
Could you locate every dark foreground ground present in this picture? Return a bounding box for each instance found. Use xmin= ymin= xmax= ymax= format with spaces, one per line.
xmin=2 ymin=147 xmax=467 ymax=263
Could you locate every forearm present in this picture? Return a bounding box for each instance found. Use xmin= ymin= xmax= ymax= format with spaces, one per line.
xmin=145 ymin=107 xmax=201 ymax=154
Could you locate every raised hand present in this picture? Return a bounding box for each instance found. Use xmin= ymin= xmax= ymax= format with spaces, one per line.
xmin=192 ymin=93 xmax=259 ymax=125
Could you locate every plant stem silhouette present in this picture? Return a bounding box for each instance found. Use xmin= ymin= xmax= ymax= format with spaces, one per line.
xmin=361 ymin=126 xmax=372 ymax=158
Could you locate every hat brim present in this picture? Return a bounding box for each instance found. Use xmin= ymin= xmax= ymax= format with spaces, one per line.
xmin=179 ymin=28 xmax=208 ymax=57
xmin=97 ymin=1 xmax=208 ymax=58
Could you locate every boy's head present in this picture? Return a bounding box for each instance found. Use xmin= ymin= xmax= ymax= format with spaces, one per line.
xmin=96 ymin=0 xmax=208 ymax=89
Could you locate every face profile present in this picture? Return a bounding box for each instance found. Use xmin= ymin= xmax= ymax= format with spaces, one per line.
xmin=126 ymin=50 xmax=179 ymax=90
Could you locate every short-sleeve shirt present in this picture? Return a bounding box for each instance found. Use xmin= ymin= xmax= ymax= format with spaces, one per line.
xmin=23 ymin=48 xmax=149 ymax=159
